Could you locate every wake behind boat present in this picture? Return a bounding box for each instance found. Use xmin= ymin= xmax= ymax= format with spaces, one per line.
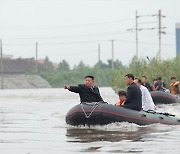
xmin=66 ymin=102 xmax=180 ymax=126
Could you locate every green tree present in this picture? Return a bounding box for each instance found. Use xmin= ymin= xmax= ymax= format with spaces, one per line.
xmin=44 ymin=56 xmax=54 ymax=71
xmin=57 ymin=59 xmax=70 ymax=71
xmin=73 ymin=60 xmax=90 ymax=71
xmin=93 ymin=60 xmax=108 ymax=69
xmin=111 ymin=56 xmax=180 ymax=92
xmin=114 ymin=59 xmax=126 ymax=70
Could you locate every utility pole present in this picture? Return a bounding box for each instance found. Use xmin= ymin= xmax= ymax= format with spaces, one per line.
xmin=127 ymin=11 xmax=139 ymax=59
xmin=35 ymin=42 xmax=38 ymax=73
xmin=157 ymin=10 xmax=166 ymax=61
xmin=135 ymin=10 xmax=138 ymax=59
xmin=98 ymin=43 xmax=100 ymax=70
xmin=111 ymin=40 xmax=114 ymax=69
xmin=158 ymin=10 xmax=161 ymax=61
xmin=0 ymin=39 xmax=4 ymax=89
xmin=127 ymin=10 xmax=166 ymax=60
xmin=97 ymin=43 xmax=101 ymax=83
xmin=158 ymin=10 xmax=162 ymax=61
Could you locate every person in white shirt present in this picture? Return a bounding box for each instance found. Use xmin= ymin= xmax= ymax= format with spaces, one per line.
xmin=134 ymin=78 xmax=156 ymax=111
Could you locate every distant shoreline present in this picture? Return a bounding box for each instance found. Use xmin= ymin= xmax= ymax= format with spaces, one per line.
xmin=0 ymin=74 xmax=51 ymax=89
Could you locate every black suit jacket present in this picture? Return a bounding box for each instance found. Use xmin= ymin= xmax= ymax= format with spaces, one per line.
xmin=68 ymin=84 xmax=103 ymax=103
xmin=123 ymin=82 xmax=142 ymax=111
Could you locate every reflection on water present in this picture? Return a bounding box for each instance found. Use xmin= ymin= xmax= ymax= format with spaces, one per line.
xmin=66 ymin=123 xmax=174 ymax=143
xmin=66 ymin=123 xmax=179 ymax=153
xmin=66 ymin=126 xmax=151 ymax=143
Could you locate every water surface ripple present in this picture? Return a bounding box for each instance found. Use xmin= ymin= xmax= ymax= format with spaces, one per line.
xmin=0 ymin=88 xmax=180 ymax=154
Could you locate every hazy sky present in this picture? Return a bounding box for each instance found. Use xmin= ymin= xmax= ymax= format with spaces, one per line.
xmin=0 ymin=0 xmax=180 ymax=67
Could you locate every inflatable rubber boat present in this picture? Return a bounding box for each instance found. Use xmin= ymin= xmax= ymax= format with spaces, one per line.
xmin=66 ymin=102 xmax=180 ymax=126
xmin=150 ymin=91 xmax=180 ymax=104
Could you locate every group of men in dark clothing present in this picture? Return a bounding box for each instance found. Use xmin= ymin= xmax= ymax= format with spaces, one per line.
xmin=142 ymin=76 xmax=179 ymax=95
xmin=64 ymin=74 xmax=142 ymax=111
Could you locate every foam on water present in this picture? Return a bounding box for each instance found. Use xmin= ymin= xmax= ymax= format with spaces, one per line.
xmin=66 ymin=122 xmax=140 ymax=132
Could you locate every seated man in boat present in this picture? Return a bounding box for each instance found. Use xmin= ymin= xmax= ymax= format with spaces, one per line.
xmin=141 ymin=75 xmax=152 ymax=92
xmin=115 ymin=90 xmax=126 ymax=106
xmin=64 ymin=75 xmax=104 ymax=103
xmin=134 ymin=78 xmax=156 ymax=111
xmin=121 ymin=74 xmax=142 ymax=111
xmin=154 ymin=77 xmax=166 ymax=91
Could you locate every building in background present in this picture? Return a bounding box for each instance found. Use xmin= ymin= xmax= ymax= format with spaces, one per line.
xmin=176 ymin=23 xmax=180 ymax=56
xmin=0 ymin=57 xmax=49 ymax=74
xmin=2 ymin=54 xmax=13 ymax=59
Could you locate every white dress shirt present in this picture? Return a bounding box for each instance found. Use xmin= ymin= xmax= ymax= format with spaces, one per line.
xmin=140 ymin=85 xmax=156 ymax=111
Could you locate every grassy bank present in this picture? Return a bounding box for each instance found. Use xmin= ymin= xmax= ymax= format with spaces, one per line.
xmin=38 ymin=68 xmax=116 ymax=88
xmin=37 ymin=56 xmax=179 ymax=90
xmin=111 ymin=56 xmax=180 ymax=92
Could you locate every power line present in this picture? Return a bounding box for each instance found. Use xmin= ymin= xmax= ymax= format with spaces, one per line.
xmin=2 ymin=38 xmax=175 ymax=46
xmin=1 ymin=31 xmax=129 ymax=40
xmin=0 ymin=18 xmax=134 ymax=30
xmin=116 ymin=39 xmax=175 ymax=46
xmin=3 ymin=39 xmax=109 ymax=46
xmin=138 ymin=21 xmax=158 ymax=25
xmin=165 ymin=16 xmax=180 ymax=20
xmin=127 ymin=10 xmax=166 ymax=59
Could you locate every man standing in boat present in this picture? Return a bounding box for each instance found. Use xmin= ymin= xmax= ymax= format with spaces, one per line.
xmin=122 ymin=74 xmax=142 ymax=111
xmin=64 ymin=75 xmax=104 ymax=103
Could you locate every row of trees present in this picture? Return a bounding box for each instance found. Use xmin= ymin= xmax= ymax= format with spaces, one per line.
xmin=38 ymin=57 xmax=125 ymax=87
xmin=38 ymin=56 xmax=180 ymax=90
xmin=43 ymin=57 xmax=125 ymax=71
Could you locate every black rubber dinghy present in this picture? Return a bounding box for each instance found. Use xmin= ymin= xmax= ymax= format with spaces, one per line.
xmin=66 ymin=102 xmax=180 ymax=126
xmin=150 ymin=91 xmax=180 ymax=104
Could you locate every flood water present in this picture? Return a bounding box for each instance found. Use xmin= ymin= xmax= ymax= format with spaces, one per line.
xmin=0 ymin=88 xmax=180 ymax=154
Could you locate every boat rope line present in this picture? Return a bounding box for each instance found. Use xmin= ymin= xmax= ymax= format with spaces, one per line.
xmin=81 ymin=102 xmax=99 ymax=119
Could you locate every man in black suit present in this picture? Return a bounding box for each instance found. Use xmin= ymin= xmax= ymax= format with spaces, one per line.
xmin=64 ymin=75 xmax=104 ymax=103
xmin=122 ymin=74 xmax=142 ymax=111
xmin=142 ymin=75 xmax=152 ymax=92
